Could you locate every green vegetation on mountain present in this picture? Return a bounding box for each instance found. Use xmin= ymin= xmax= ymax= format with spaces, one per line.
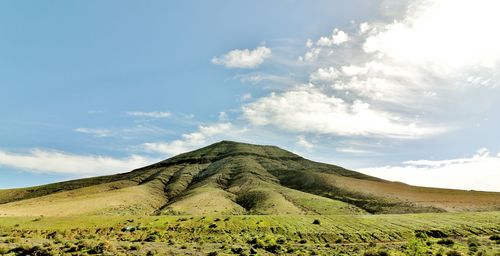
xmin=1 ymin=141 xmax=499 ymax=255
xmin=1 ymin=141 xmax=499 ymax=217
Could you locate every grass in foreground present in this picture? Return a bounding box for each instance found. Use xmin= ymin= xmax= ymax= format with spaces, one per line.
xmin=0 ymin=211 xmax=499 ymax=255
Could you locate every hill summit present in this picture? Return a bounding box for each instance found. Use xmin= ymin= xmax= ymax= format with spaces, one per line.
xmin=1 ymin=141 xmax=499 ymax=216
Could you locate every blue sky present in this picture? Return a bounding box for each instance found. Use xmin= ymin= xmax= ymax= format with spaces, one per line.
xmin=1 ymin=0 xmax=500 ymax=191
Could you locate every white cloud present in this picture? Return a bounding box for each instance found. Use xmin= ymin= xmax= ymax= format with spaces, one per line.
xmin=235 ymin=73 xmax=294 ymax=85
xmin=73 ymin=125 xmax=169 ymax=139
xmin=306 ymin=39 xmax=314 ymax=48
xmin=336 ymin=147 xmax=372 ymax=154
xmin=243 ymin=85 xmax=446 ymax=139
xmin=0 ymin=149 xmax=154 ymax=176
xmin=316 ymin=28 xmax=349 ymax=47
xmin=359 ymin=22 xmax=371 ymax=34
xmin=360 ymin=148 xmax=500 ymax=192
xmin=241 ymin=93 xmax=252 ymax=101
xmin=309 ymin=67 xmax=340 ymax=83
xmin=218 ymin=112 xmax=228 ymax=121
xmin=73 ymin=128 xmax=112 ymax=137
xmin=363 ymin=0 xmax=500 ymax=71
xmin=272 ymin=0 xmax=500 ymax=143
xmin=142 ymin=122 xmax=239 ymax=156
xmin=212 ymin=46 xmax=272 ymax=68
xmin=296 ymin=135 xmax=314 ymax=150
xmin=126 ymin=111 xmax=171 ymax=119
xmin=299 ymin=48 xmax=321 ymax=62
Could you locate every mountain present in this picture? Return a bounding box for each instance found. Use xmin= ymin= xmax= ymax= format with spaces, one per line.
xmin=0 ymin=141 xmax=499 ymax=217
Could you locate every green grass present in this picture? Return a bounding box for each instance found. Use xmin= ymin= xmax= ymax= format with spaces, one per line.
xmin=0 ymin=212 xmax=499 ymax=255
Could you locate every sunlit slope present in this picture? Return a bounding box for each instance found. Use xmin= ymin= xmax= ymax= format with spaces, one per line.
xmin=0 ymin=141 xmax=499 ymax=216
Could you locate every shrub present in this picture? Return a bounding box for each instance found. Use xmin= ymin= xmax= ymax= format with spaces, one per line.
xmin=10 ymin=244 xmax=55 ymax=256
xmin=88 ymin=240 xmax=116 ymax=254
xmin=248 ymin=237 xmax=263 ymax=248
xmin=264 ymin=244 xmax=283 ymax=253
xmin=364 ymin=250 xmax=390 ymax=256
xmin=437 ymin=238 xmax=455 ymax=246
xmin=312 ymin=219 xmax=321 ymax=225
xmin=489 ymin=234 xmax=500 ymax=244
xmin=0 ymin=245 xmax=9 ymax=254
xmin=276 ymin=237 xmax=286 ymax=244
xmin=405 ymin=238 xmax=428 ymax=256
xmin=231 ymin=247 xmax=244 ymax=254
xmin=468 ymin=238 xmax=480 ymax=253
xmin=414 ymin=231 xmax=428 ymax=239
xmin=446 ymin=250 xmax=461 ymax=256
xmin=144 ymin=232 xmax=161 ymax=242
xmin=6 ymin=237 xmax=20 ymax=243
xmin=130 ymin=244 xmax=142 ymax=250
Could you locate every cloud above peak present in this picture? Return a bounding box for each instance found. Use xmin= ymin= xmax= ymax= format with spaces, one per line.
xmin=212 ymin=46 xmax=271 ymax=69
xmin=142 ymin=122 xmax=242 ymax=156
xmin=238 ymin=0 xmax=500 ymax=143
xmin=243 ymin=85 xmax=447 ymax=139
xmin=364 ymin=0 xmax=500 ymax=71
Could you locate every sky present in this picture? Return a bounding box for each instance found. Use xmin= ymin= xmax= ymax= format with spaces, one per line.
xmin=1 ymin=0 xmax=500 ymax=191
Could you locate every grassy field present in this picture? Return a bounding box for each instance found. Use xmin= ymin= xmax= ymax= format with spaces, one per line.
xmin=1 ymin=141 xmax=499 ymax=255
xmin=0 ymin=212 xmax=499 ymax=255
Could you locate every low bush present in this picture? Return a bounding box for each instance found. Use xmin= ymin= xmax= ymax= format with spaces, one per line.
xmin=364 ymin=250 xmax=390 ymax=256
xmin=446 ymin=250 xmax=461 ymax=256
xmin=437 ymin=238 xmax=455 ymax=246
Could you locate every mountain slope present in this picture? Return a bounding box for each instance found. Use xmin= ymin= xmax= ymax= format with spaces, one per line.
xmin=0 ymin=141 xmax=499 ymax=216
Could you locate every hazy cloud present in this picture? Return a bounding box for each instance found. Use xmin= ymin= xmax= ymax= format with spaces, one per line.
xmin=126 ymin=111 xmax=171 ymax=119
xmin=73 ymin=128 xmax=112 ymax=137
xmin=296 ymin=135 xmax=314 ymax=150
xmin=360 ymin=148 xmax=500 ymax=192
xmin=142 ymin=122 xmax=240 ymax=156
xmin=0 ymin=149 xmax=154 ymax=176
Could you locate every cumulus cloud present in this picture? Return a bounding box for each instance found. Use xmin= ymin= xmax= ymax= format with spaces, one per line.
xmin=243 ymin=85 xmax=446 ymax=138
xmin=360 ymin=148 xmax=500 ymax=192
xmin=299 ymin=48 xmax=321 ymax=62
xmin=212 ymin=46 xmax=272 ymax=68
xmin=244 ymin=0 xmax=500 ymax=142
xmin=0 ymin=149 xmax=154 ymax=176
xmin=126 ymin=111 xmax=171 ymax=118
xmin=309 ymin=67 xmax=340 ymax=82
xmin=363 ymin=0 xmax=500 ymax=71
xmin=299 ymin=28 xmax=348 ymax=62
xmin=316 ymin=28 xmax=349 ymax=47
xmin=142 ymin=122 xmax=241 ymax=156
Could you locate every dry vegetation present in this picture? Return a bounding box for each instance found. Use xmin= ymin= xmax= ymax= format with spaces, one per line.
xmin=1 ymin=141 xmax=499 ymax=217
xmin=0 ymin=141 xmax=499 ymax=255
xmin=0 ymin=212 xmax=499 ymax=255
